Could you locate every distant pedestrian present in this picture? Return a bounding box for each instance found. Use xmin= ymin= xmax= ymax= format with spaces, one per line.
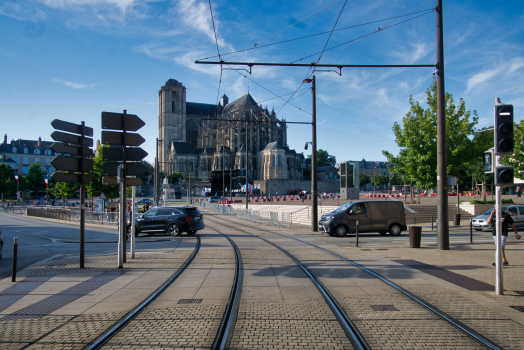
xmin=487 ymin=206 xmax=520 ymax=266
xmin=476 ymin=188 xmax=481 ymax=200
xmin=516 ymin=186 xmax=521 ymax=198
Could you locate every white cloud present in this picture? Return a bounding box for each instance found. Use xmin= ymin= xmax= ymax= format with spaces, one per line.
xmin=52 ymin=78 xmax=96 ymax=89
xmin=175 ymin=0 xmax=224 ymax=46
xmin=466 ymin=57 xmax=524 ymax=93
xmin=39 ymin=0 xmax=137 ymax=12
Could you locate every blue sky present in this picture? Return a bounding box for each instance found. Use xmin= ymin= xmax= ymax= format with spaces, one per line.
xmin=1 ymin=0 xmax=523 ymax=166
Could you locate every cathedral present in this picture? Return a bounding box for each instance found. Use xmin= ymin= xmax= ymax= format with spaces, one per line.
xmin=158 ymin=79 xmax=305 ymax=185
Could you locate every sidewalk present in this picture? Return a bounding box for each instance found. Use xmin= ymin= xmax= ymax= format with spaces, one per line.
xmin=2 ymin=211 xmax=524 ymax=348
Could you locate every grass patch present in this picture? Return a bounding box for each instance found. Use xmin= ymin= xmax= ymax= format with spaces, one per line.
xmin=467 ymin=199 xmax=515 ymax=205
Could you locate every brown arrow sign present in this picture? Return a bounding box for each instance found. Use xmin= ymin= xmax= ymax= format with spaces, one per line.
xmin=51 ymin=172 xmax=93 ymax=184
xmin=101 ymin=112 xmax=145 ymax=132
xmin=51 ymin=143 xmax=94 ymax=158
xmin=101 ymin=131 xmax=145 ymax=147
xmin=102 ymin=177 xmax=143 ymax=186
xmin=102 ymin=147 xmax=148 ymax=162
xmin=51 ymin=119 xmax=94 ymax=137
xmin=51 ymin=131 xmax=94 ymax=147
xmin=103 ymin=162 xmax=148 ymax=176
xmin=51 ymin=155 xmax=93 ymax=173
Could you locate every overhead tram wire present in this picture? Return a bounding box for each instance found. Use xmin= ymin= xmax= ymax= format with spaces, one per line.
xmin=291 ymin=8 xmax=435 ymax=64
xmin=258 ymin=88 xmax=310 ymax=104
xmin=208 ymin=0 xmax=224 ymax=109
xmin=196 ymin=9 xmax=434 ymax=62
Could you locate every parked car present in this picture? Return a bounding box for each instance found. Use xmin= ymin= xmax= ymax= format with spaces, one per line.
xmin=208 ymin=196 xmax=224 ymax=203
xmin=318 ymin=201 xmax=407 ymax=237
xmin=0 ymin=230 xmax=3 ymax=259
xmin=136 ymin=199 xmax=152 ymax=205
xmin=128 ymin=206 xmax=204 ymax=236
xmin=471 ymin=206 xmax=524 ymax=231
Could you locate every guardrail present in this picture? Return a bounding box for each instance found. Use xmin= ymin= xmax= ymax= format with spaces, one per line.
xmin=3 ymin=206 xmax=28 ymax=214
xmin=199 ymin=201 xmax=289 ymax=228
xmin=26 ymin=207 xmax=119 ymax=226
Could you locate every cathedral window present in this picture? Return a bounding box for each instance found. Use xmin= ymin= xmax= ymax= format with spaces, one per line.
xmin=277 ymin=155 xmax=282 ymax=168
xmin=271 ymin=155 xmax=275 ymax=168
xmin=172 ymin=101 xmax=176 ymax=113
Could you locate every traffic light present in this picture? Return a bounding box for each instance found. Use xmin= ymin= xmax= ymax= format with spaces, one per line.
xmin=304 ymin=143 xmax=308 ymax=150
xmin=494 ymin=104 xmax=514 ymax=155
xmin=494 ymin=166 xmax=514 ymax=187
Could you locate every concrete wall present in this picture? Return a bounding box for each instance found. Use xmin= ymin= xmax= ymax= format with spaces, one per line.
xmin=255 ymin=179 xmax=340 ymax=195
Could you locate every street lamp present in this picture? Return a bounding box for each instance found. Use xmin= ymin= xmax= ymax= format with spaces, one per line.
xmin=373 ymin=167 xmax=377 ymax=195
xmin=303 ymin=76 xmax=317 ymax=232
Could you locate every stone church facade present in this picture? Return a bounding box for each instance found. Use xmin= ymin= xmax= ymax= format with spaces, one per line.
xmin=158 ymin=79 xmax=305 ymax=184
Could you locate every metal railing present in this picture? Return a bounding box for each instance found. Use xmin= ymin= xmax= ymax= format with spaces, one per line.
xmin=26 ymin=207 xmax=119 ymax=226
xmin=3 ymin=205 xmax=28 ymax=214
xmin=199 ymin=201 xmax=288 ymax=228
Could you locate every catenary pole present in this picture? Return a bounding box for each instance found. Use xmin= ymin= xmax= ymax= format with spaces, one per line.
xmin=436 ymin=0 xmax=449 ymax=250
xmin=311 ymin=76 xmax=318 ymax=232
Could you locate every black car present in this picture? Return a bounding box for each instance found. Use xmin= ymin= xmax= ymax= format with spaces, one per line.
xmin=0 ymin=229 xmax=3 ymax=259
xmin=136 ymin=198 xmax=152 ymax=205
xmin=129 ymin=206 xmax=204 ymax=236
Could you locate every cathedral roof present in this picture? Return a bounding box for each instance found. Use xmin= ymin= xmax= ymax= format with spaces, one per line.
xmin=164 ymin=79 xmax=181 ymax=86
xmin=172 ymin=141 xmax=198 ymax=155
xmin=222 ymin=93 xmax=257 ymax=114
xmin=263 ymin=141 xmax=282 ymax=150
xmin=201 ymin=147 xmax=215 ymax=154
xmin=187 ymin=102 xmax=218 ymax=116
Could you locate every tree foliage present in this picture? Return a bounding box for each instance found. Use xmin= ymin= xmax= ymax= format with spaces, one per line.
xmin=383 ymin=79 xmax=480 ymax=189
xmin=503 ymin=120 xmax=524 ymax=179
xmin=0 ymin=164 xmax=17 ymax=197
xmin=26 ymin=163 xmax=46 ymax=193
xmin=86 ymin=145 xmax=120 ymax=199
xmin=359 ymin=173 xmax=371 ymax=187
xmin=167 ymin=172 xmax=183 ymax=185
xmin=308 ymin=149 xmax=336 ymax=167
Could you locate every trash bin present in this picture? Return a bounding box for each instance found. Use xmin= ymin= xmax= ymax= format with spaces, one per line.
xmin=409 ymin=226 xmax=422 ymax=248
xmin=453 ymin=213 xmax=461 ymax=226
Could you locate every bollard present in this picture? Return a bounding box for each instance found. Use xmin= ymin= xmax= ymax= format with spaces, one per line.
xmin=355 ymin=220 xmax=359 ymax=247
xmin=12 ymin=237 xmax=18 ymax=282
xmin=414 ymin=216 xmax=416 ymax=225
xmin=470 ymin=218 xmax=473 ymax=243
xmin=431 ymin=216 xmax=434 ymax=230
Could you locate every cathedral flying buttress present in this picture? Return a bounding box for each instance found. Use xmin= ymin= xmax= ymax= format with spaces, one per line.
xmin=158 ymin=79 xmax=304 ymax=182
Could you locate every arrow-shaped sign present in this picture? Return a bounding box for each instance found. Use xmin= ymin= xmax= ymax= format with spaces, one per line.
xmin=103 ymin=162 xmax=148 ymax=177
xmin=51 ymin=131 xmax=93 ymax=147
xmin=51 ymin=119 xmax=94 ymax=137
xmin=102 ymin=177 xmax=143 ymax=186
xmin=51 ymin=172 xmax=93 ymax=184
xmin=101 ymin=131 xmax=145 ymax=147
xmin=102 ymin=147 xmax=148 ymax=162
xmin=51 ymin=143 xmax=94 ymax=158
xmin=51 ymin=155 xmax=93 ymax=173
xmin=101 ymin=112 xmax=145 ymax=132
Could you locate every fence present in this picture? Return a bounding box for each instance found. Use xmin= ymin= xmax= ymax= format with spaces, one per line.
xmin=198 ymin=201 xmax=290 ymax=228
xmin=26 ymin=207 xmax=119 ymax=226
xmin=3 ymin=205 xmax=28 ymax=214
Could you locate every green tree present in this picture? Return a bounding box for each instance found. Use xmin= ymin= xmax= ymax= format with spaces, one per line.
xmin=167 ymin=172 xmax=183 ymax=185
xmin=86 ymin=145 xmax=120 ymax=200
xmin=308 ymin=149 xmax=336 ymax=167
xmin=26 ymin=163 xmax=46 ymax=193
xmin=383 ymin=79 xmax=480 ymax=190
xmin=359 ymin=173 xmax=371 ymax=188
xmin=390 ymin=174 xmax=403 ymax=186
xmin=503 ymin=120 xmax=524 ymax=179
xmin=50 ymin=182 xmax=76 ymax=201
xmin=0 ymin=164 xmax=17 ymax=197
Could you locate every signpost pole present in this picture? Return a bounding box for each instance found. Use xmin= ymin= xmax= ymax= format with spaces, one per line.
xmin=118 ymin=164 xmax=124 ymax=269
xmin=80 ymin=121 xmax=85 ymax=268
xmin=496 ymin=184 xmax=503 ymax=295
xmin=122 ymin=110 xmax=127 ymax=264
xmin=131 ymin=186 xmax=136 ymax=258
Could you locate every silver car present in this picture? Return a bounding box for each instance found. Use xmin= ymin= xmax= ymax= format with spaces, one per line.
xmin=472 ymin=206 xmax=524 ymax=231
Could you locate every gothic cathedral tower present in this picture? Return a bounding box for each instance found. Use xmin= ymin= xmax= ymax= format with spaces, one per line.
xmin=158 ymin=79 xmax=186 ymax=174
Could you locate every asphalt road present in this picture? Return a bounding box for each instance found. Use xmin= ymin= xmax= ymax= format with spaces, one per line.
xmin=0 ymin=213 xmax=179 ymax=279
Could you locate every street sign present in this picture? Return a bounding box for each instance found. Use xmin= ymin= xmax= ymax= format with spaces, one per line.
xmin=101 ymin=112 xmax=145 ymax=132
xmin=51 ymin=131 xmax=93 ymax=147
xmin=102 ymin=177 xmax=143 ymax=186
xmin=52 ymin=119 xmax=93 ymax=137
xmin=103 ymin=162 xmax=148 ymax=177
xmin=51 ymin=155 xmax=93 ymax=173
xmin=51 ymin=172 xmax=93 ymax=184
xmin=162 ymin=184 xmax=170 ymax=189
xmin=51 ymin=143 xmax=94 ymax=157
xmin=101 ymin=131 xmax=145 ymax=147
xmin=99 ymin=192 xmax=106 ymax=200
xmin=102 ymin=147 xmax=148 ymax=162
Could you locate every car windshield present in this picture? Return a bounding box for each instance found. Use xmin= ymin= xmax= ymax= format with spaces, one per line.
xmin=334 ymin=202 xmax=352 ymax=213
xmin=483 ymin=207 xmax=508 ymax=215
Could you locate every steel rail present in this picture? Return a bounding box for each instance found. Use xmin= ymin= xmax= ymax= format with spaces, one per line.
xmin=85 ymin=236 xmax=201 ymax=350
xmin=211 ymin=229 xmax=244 ymax=350
xmin=273 ymin=233 xmax=504 ymax=350
xmin=204 ymin=211 xmax=504 ymax=350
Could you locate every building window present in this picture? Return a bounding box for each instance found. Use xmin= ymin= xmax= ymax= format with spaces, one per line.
xmin=13 ymin=157 xmax=19 ymax=164
xmin=34 ymin=149 xmax=40 ymax=155
xmin=46 ymin=159 xmax=50 ymax=165
xmin=34 ymin=158 xmax=39 ymax=164
xmin=271 ymin=155 xmax=275 ymax=167
xmin=22 ymin=167 xmax=29 ymax=174
xmin=23 ymin=157 xmax=28 ymax=165
xmin=277 ymin=155 xmax=282 ymax=168
xmin=12 ymin=147 xmax=16 ymax=153
xmin=172 ymin=101 xmax=176 ymax=113
xmin=330 ymin=172 xmax=333 ymax=178
xmin=23 ymin=148 xmax=28 ymax=154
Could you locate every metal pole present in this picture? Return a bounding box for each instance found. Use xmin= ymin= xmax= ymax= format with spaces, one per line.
xmin=436 ymin=0 xmax=449 ymax=250
xmin=496 ymin=185 xmax=503 ymax=295
xmin=122 ymin=110 xmax=127 ymax=264
xmin=245 ymin=121 xmax=249 ymax=209
xmin=222 ymin=142 xmax=225 ymax=199
xmin=311 ymin=76 xmax=318 ymax=232
xmin=118 ymin=164 xmax=124 ymax=269
xmin=131 ymin=186 xmax=136 ymax=259
xmin=155 ymin=138 xmax=159 ymax=206
xmin=189 ymin=163 xmax=191 ymax=204
xmin=12 ymin=237 xmax=18 ymax=282
xmin=80 ymin=121 xmax=85 ymax=269
xmin=230 ymin=168 xmax=232 ymax=201
xmin=355 ymin=220 xmax=359 ymax=247
xmin=457 ymin=182 xmax=460 ymax=213
xmin=469 ymin=218 xmax=473 ymax=243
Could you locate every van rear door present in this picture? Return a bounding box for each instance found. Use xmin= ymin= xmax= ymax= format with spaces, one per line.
xmin=369 ymin=202 xmax=401 ymax=232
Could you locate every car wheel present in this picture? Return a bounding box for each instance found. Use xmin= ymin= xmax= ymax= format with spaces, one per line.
xmin=187 ymin=230 xmax=197 ymax=236
xmin=389 ymin=223 xmax=402 ymax=236
xmin=134 ymin=227 xmax=140 ymax=237
xmin=474 ymin=228 xmax=482 ymax=231
xmin=168 ymin=223 xmax=181 ymax=236
xmin=334 ymin=225 xmax=348 ymax=237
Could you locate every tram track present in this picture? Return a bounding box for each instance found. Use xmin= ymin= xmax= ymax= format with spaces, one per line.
xmin=205 ymin=211 xmax=504 ymax=350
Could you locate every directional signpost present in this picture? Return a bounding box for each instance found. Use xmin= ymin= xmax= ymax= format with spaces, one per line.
xmin=50 ymin=119 xmax=93 ymax=268
xmin=101 ymin=110 xmax=147 ymax=267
